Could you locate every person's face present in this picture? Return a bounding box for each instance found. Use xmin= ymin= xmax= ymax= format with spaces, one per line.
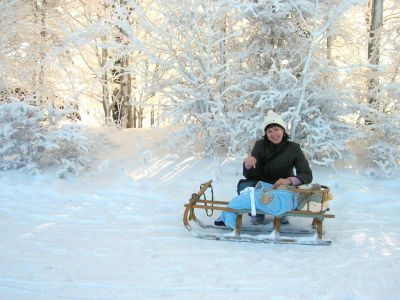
xmin=266 ymin=126 xmax=284 ymax=144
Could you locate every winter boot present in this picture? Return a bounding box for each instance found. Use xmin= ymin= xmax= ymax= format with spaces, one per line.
xmin=280 ymin=216 xmax=289 ymax=225
xmin=214 ymin=218 xmax=225 ymax=226
xmin=251 ymin=214 xmax=265 ymax=225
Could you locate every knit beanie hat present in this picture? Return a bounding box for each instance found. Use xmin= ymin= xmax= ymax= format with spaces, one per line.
xmin=264 ymin=110 xmax=286 ymax=131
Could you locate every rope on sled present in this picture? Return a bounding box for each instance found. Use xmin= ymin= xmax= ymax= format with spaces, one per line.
xmin=200 ymin=182 xmax=215 ymax=217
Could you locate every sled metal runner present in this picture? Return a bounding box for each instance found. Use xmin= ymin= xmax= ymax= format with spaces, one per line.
xmin=183 ymin=180 xmax=335 ymax=245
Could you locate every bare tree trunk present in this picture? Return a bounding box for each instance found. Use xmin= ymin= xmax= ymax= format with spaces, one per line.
xmin=102 ymin=46 xmax=109 ymax=122
xmin=219 ymin=16 xmax=227 ymax=111
xmin=111 ymin=0 xmax=133 ymax=128
xmin=120 ymin=55 xmax=133 ymax=127
xmin=100 ymin=3 xmax=110 ymax=124
xmin=326 ymin=33 xmax=333 ymax=65
xmin=33 ymin=0 xmax=46 ymax=105
xmin=133 ymin=106 xmax=137 ymax=128
xmin=150 ymin=105 xmax=154 ymax=126
xmin=133 ymin=105 xmax=143 ymax=128
xmin=367 ymin=0 xmax=383 ymax=106
xmin=139 ymin=106 xmax=144 ymax=128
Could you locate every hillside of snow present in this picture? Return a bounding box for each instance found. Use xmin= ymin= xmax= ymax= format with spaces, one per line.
xmin=0 ymin=127 xmax=399 ymax=300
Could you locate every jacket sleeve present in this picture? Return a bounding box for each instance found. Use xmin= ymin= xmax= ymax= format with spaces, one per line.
xmin=242 ymin=140 xmax=263 ymax=179
xmin=294 ymin=145 xmax=313 ymax=184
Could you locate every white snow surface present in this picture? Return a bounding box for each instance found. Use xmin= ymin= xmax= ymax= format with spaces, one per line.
xmin=1 ymin=127 xmax=399 ymax=300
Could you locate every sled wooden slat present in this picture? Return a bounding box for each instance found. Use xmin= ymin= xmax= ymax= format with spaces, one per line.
xmin=195 ymin=199 xmax=230 ymax=205
xmin=184 ymin=204 xmax=237 ymax=212
xmin=286 ymin=211 xmax=335 ymax=218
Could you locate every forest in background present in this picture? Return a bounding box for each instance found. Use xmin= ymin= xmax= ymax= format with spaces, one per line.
xmin=0 ymin=0 xmax=399 ymax=177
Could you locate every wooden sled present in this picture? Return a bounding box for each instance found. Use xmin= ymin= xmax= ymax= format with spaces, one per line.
xmin=183 ymin=180 xmax=335 ymax=245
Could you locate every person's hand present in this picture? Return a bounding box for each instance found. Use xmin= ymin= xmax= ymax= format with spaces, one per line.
xmin=273 ymin=178 xmax=291 ymax=189
xmin=244 ymin=156 xmax=257 ymax=169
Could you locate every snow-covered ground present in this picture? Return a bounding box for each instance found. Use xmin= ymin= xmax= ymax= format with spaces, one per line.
xmin=1 ymin=128 xmax=399 ymax=300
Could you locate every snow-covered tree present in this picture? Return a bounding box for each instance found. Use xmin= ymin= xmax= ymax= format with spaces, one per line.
xmin=0 ymin=0 xmax=81 ymax=119
xmin=0 ymin=0 xmax=399 ymax=177
xmin=0 ymin=100 xmax=94 ymax=177
xmin=122 ymin=0 xmax=359 ymax=166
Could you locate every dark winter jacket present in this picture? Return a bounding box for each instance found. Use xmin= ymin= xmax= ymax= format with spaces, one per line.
xmin=243 ymin=138 xmax=312 ymax=185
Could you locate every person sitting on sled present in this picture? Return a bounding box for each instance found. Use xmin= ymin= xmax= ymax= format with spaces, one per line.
xmin=215 ymin=110 xmax=313 ymax=227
